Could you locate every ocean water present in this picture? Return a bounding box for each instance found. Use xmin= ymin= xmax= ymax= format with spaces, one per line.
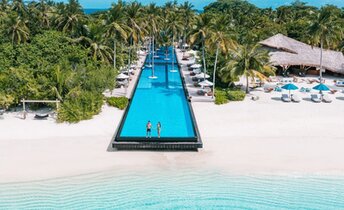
xmin=80 ymin=0 xmax=344 ymax=13
xmin=1 ymin=169 xmax=344 ymax=209
xmin=119 ymin=47 xmax=195 ymax=138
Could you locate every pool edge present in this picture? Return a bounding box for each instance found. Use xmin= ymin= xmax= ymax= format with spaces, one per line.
xmin=110 ymin=48 xmax=203 ymax=151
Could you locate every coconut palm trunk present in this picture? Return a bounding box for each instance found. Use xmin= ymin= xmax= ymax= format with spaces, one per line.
xmin=319 ymin=38 xmax=323 ymax=83
xmin=170 ymin=34 xmax=177 ymax=72
xmin=202 ymin=39 xmax=207 ymax=81
xmin=152 ymin=35 xmax=156 ymax=78
xmin=212 ymin=43 xmax=220 ymax=99
xmin=246 ymin=73 xmax=250 ymax=94
xmin=113 ymin=39 xmax=116 ymax=70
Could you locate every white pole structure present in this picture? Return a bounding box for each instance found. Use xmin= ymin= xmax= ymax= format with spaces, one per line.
xmin=319 ymin=38 xmax=323 ymax=84
xmin=21 ymin=99 xmax=61 ymax=120
xmin=146 ymin=36 xmax=153 ymax=68
xmin=149 ymin=35 xmax=157 ymax=79
xmin=170 ymin=35 xmax=178 ymax=73
xmin=113 ymin=39 xmax=116 ymax=70
xmin=22 ymin=99 xmax=26 ymax=120
xmin=202 ymin=40 xmax=207 ymax=81
xmin=212 ymin=43 xmax=220 ymax=99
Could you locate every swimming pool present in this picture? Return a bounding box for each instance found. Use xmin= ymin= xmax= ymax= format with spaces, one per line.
xmin=113 ymin=47 xmax=201 ymax=148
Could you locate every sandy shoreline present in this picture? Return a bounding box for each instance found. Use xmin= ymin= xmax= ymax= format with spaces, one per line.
xmin=1 ymin=97 xmax=344 ymax=183
xmin=1 ymin=50 xmax=344 ymax=183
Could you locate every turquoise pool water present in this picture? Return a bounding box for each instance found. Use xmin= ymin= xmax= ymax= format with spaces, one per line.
xmin=119 ymin=47 xmax=196 ymax=139
xmin=1 ymin=170 xmax=344 ymax=209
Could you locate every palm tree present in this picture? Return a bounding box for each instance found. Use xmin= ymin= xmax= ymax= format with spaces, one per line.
xmin=71 ymin=36 xmax=113 ymax=64
xmin=220 ymin=44 xmax=275 ymax=93
xmin=104 ymin=1 xmax=129 ymax=69
xmin=190 ymin=14 xmax=213 ymax=79
xmin=180 ymin=1 xmax=195 ymax=50
xmin=125 ymin=2 xmax=144 ymax=69
xmin=0 ymin=0 xmax=9 ymax=12
xmin=6 ymin=15 xmax=30 ymax=45
xmin=308 ymin=7 xmax=343 ymax=82
xmin=166 ymin=10 xmax=183 ymax=72
xmin=208 ymin=15 xmax=237 ymax=98
xmin=143 ymin=3 xmax=161 ymax=78
xmin=11 ymin=0 xmax=27 ymax=17
xmin=34 ymin=0 xmax=53 ymax=28
xmin=0 ymin=0 xmax=9 ymax=25
xmin=55 ymin=0 xmax=85 ymax=36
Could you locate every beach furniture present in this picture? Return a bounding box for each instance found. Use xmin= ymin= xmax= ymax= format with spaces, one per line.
xmin=311 ymin=94 xmax=321 ymax=103
xmin=291 ymin=94 xmax=301 ymax=103
xmin=197 ymin=90 xmax=206 ymax=96
xmin=322 ymin=94 xmax=332 ymax=103
xmin=251 ymin=95 xmax=259 ymax=101
xmin=282 ymin=83 xmax=299 ymax=98
xmin=264 ymin=87 xmax=274 ymax=93
xmin=274 ymin=86 xmax=282 ymax=92
xmin=34 ymin=113 xmax=49 ymax=120
xmin=335 ymin=80 xmax=344 ymax=87
xmin=281 ymin=94 xmax=291 ymax=102
xmin=281 ymin=78 xmax=293 ymax=84
xmin=0 ymin=109 xmax=4 ymax=119
xmin=330 ymin=90 xmax=338 ymax=94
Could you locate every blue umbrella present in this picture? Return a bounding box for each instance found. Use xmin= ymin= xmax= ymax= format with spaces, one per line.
xmin=282 ymin=83 xmax=299 ymax=97
xmin=313 ymin=83 xmax=330 ymax=92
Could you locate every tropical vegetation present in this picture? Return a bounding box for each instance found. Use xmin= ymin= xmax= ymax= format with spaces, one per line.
xmin=1 ymin=0 xmax=343 ymax=117
xmin=106 ymin=96 xmax=128 ymax=110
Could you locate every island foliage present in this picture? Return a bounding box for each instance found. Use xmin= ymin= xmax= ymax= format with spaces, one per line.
xmin=0 ymin=0 xmax=343 ymax=120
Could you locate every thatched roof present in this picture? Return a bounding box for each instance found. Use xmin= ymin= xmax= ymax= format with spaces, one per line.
xmin=259 ymin=34 xmax=344 ymax=74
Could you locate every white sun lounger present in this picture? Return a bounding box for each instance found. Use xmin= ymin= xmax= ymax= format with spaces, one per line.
xmin=0 ymin=109 xmax=4 ymax=119
xmin=281 ymin=94 xmax=291 ymax=102
xmin=311 ymin=94 xmax=321 ymax=103
xmin=322 ymin=94 xmax=332 ymax=103
xmin=291 ymin=94 xmax=301 ymax=103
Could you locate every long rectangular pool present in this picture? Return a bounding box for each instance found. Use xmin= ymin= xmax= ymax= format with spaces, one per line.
xmin=113 ymin=47 xmax=201 ymax=149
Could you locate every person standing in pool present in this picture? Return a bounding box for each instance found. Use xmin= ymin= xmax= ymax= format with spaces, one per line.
xmin=157 ymin=122 xmax=162 ymax=138
xmin=146 ymin=121 xmax=152 ymax=138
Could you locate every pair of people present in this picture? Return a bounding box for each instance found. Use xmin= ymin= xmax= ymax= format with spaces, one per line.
xmin=146 ymin=121 xmax=161 ymax=138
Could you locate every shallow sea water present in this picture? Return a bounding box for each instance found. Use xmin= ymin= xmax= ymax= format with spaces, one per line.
xmin=1 ymin=169 xmax=344 ymax=209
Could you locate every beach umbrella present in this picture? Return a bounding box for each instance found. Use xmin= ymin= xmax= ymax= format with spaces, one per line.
xmin=282 ymin=83 xmax=299 ymax=97
xmin=199 ymin=80 xmax=213 ymax=87
xmin=121 ymin=68 xmax=134 ymax=73
xmin=193 ymin=68 xmax=201 ymax=74
xmin=190 ymin=64 xmax=202 ymax=69
xmin=196 ymin=73 xmax=210 ymax=79
xmin=116 ymin=73 xmax=129 ymax=80
xmin=313 ymin=83 xmax=330 ymax=92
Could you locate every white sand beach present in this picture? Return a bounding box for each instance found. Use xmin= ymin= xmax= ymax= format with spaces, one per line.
xmin=1 ymin=85 xmax=344 ymax=183
xmin=1 ymin=51 xmax=344 ymax=183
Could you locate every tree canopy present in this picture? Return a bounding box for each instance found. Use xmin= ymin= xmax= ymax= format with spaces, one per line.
xmin=1 ymin=0 xmax=343 ymax=119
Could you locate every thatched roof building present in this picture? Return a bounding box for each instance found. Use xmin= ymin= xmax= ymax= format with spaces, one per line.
xmin=259 ymin=34 xmax=344 ymax=75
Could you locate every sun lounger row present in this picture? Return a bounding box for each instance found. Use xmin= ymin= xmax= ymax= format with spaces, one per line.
xmin=281 ymin=94 xmax=333 ymax=103
xmin=281 ymin=94 xmax=301 ymax=103
xmin=311 ymin=94 xmax=332 ymax=103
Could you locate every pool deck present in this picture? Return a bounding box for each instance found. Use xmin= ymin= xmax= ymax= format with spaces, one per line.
xmin=104 ymin=54 xmax=147 ymax=99
xmin=175 ymin=50 xmax=214 ymax=103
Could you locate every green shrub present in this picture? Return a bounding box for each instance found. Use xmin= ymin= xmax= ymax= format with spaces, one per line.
xmin=215 ymin=89 xmax=229 ymax=105
xmin=227 ymin=90 xmax=246 ymax=101
xmin=0 ymin=93 xmax=14 ymax=109
xmin=106 ymin=97 xmax=129 ymax=110
xmin=58 ymin=91 xmax=104 ymax=123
